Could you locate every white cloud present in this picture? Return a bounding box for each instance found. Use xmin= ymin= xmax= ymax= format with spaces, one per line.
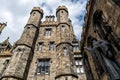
xmin=0 ymin=0 xmax=88 ymax=44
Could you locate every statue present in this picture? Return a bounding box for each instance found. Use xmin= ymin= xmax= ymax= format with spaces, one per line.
xmin=93 ymin=10 xmax=120 ymax=51
xmin=85 ymin=37 xmax=120 ymax=80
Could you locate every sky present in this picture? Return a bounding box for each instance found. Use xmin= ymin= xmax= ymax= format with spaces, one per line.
xmin=0 ymin=0 xmax=88 ymax=44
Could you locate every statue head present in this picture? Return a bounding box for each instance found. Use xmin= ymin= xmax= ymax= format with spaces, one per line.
xmin=87 ymin=36 xmax=97 ymax=48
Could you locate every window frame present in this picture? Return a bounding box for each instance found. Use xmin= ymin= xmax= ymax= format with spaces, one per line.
xmin=49 ymin=42 xmax=54 ymax=51
xmin=74 ymin=57 xmax=84 ymax=74
xmin=38 ymin=42 xmax=43 ymax=51
xmin=45 ymin=28 xmax=52 ymax=36
xmin=63 ymin=47 xmax=67 ymax=56
xmin=73 ymin=42 xmax=79 ymax=51
xmin=37 ymin=59 xmax=50 ymax=75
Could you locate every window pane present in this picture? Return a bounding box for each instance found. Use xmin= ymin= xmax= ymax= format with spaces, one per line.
xmin=38 ymin=61 xmax=42 ymax=66
xmin=49 ymin=42 xmax=54 ymax=51
xmin=74 ymin=58 xmax=84 ymax=74
xmin=0 ymin=48 xmax=4 ymax=53
xmin=45 ymin=28 xmax=51 ymax=36
xmin=76 ymin=67 xmax=80 ymax=73
xmin=38 ymin=43 xmax=43 ymax=51
xmin=63 ymin=48 xmax=67 ymax=56
xmin=37 ymin=59 xmax=50 ymax=74
xmin=45 ymin=66 xmax=49 ymax=74
xmin=45 ymin=60 xmax=49 ymax=66
xmin=41 ymin=66 xmax=45 ymax=73
xmin=80 ymin=66 xmax=84 ymax=73
xmin=79 ymin=61 xmax=82 ymax=65
xmin=37 ymin=66 xmax=41 ymax=74
xmin=75 ymin=61 xmax=79 ymax=65
xmin=73 ymin=42 xmax=79 ymax=51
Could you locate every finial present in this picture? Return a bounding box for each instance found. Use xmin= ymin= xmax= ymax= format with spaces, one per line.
xmin=7 ymin=37 xmax=9 ymax=40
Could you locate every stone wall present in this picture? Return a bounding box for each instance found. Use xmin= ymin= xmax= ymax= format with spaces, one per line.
xmin=0 ymin=56 xmax=11 ymax=77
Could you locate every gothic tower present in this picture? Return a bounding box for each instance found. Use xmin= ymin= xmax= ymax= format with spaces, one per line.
xmin=0 ymin=37 xmax=12 ymax=78
xmin=1 ymin=6 xmax=86 ymax=80
xmin=1 ymin=7 xmax=43 ymax=80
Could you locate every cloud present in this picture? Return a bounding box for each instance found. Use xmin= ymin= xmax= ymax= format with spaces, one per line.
xmin=0 ymin=0 xmax=88 ymax=44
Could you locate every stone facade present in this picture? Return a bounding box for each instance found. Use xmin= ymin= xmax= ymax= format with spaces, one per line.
xmin=80 ymin=0 xmax=120 ymax=80
xmin=0 ymin=37 xmax=12 ymax=78
xmin=0 ymin=6 xmax=86 ymax=80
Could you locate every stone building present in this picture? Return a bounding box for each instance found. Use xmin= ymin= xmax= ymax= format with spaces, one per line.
xmin=0 ymin=37 xmax=12 ymax=78
xmin=80 ymin=0 xmax=120 ymax=80
xmin=0 ymin=6 xmax=86 ymax=80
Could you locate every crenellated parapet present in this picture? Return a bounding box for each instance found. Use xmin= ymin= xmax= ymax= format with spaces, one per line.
xmin=56 ymin=5 xmax=68 ymax=14
xmin=30 ymin=7 xmax=43 ymax=18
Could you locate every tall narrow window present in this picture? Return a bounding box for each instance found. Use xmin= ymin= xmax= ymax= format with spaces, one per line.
xmin=61 ymin=25 xmax=65 ymax=31
xmin=49 ymin=42 xmax=54 ymax=51
xmin=0 ymin=48 xmax=4 ymax=53
xmin=4 ymin=59 xmax=9 ymax=67
xmin=38 ymin=42 xmax=43 ymax=51
xmin=75 ymin=57 xmax=84 ymax=73
xmin=2 ymin=59 xmax=10 ymax=73
xmin=37 ymin=59 xmax=50 ymax=74
xmin=63 ymin=47 xmax=67 ymax=56
xmin=73 ymin=42 xmax=79 ymax=51
xmin=45 ymin=28 xmax=52 ymax=36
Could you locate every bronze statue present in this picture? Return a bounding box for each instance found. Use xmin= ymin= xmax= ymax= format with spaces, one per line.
xmin=93 ymin=10 xmax=120 ymax=51
xmin=85 ymin=37 xmax=120 ymax=80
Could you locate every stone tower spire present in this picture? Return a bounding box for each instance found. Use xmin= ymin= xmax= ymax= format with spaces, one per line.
xmin=1 ymin=7 xmax=43 ymax=80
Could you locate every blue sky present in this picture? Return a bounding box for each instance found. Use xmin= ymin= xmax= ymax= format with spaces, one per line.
xmin=0 ymin=0 xmax=88 ymax=44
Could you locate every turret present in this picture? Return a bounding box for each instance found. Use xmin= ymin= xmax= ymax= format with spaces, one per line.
xmin=1 ymin=7 xmax=43 ymax=80
xmin=56 ymin=5 xmax=69 ymax=23
xmin=17 ymin=7 xmax=43 ymax=47
xmin=27 ymin=7 xmax=43 ymax=26
xmin=56 ymin=6 xmax=72 ymax=44
xmin=55 ymin=43 xmax=78 ymax=80
xmin=55 ymin=6 xmax=78 ymax=80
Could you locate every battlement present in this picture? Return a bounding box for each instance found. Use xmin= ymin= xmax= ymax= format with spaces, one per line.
xmin=30 ymin=7 xmax=44 ymax=18
xmin=56 ymin=5 xmax=68 ymax=13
